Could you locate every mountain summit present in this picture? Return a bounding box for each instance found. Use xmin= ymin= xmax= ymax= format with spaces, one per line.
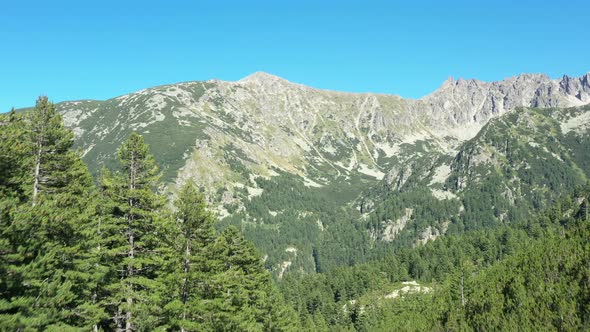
xmin=239 ymin=71 xmax=289 ymax=83
xmin=51 ymin=71 xmax=590 ymax=274
xmin=57 ymin=71 xmax=590 ymax=181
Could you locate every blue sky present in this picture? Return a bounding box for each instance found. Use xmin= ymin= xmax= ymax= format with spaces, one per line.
xmin=1 ymin=0 xmax=589 ymax=111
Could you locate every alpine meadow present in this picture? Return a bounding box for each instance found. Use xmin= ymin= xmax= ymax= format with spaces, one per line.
xmin=2 ymin=1 xmax=590 ymax=330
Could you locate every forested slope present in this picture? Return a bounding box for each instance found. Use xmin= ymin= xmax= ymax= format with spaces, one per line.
xmin=0 ymin=99 xmax=298 ymax=331
xmin=280 ymin=185 xmax=590 ymax=330
xmin=41 ymin=73 xmax=590 ymax=277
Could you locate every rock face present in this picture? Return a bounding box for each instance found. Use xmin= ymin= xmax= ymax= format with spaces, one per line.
xmin=57 ymin=71 xmax=590 ymax=187
xmin=413 ymin=73 xmax=590 ymax=135
xmin=380 ymin=208 xmax=413 ymax=242
xmin=53 ymin=71 xmax=590 ymax=216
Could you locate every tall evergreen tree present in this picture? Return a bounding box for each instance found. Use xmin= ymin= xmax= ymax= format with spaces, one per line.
xmin=206 ymin=226 xmax=299 ymax=331
xmin=0 ymin=109 xmax=26 ymax=328
xmin=0 ymin=108 xmax=27 ymax=198
xmin=97 ymin=132 xmax=167 ymax=331
xmin=159 ymin=181 xmax=217 ymax=331
xmin=25 ymin=97 xmax=83 ymax=205
xmin=0 ymin=97 xmax=99 ymax=330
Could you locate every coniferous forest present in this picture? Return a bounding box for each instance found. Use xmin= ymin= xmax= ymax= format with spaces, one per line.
xmin=2 ymin=97 xmax=590 ymax=331
xmin=0 ymin=98 xmax=297 ymax=331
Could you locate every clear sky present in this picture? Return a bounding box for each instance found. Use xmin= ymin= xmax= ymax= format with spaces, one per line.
xmin=1 ymin=0 xmax=589 ymax=112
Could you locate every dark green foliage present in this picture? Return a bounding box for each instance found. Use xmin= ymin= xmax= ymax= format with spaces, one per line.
xmin=2 ymin=98 xmax=590 ymax=331
xmin=280 ymin=184 xmax=590 ymax=331
xmin=1 ymin=100 xmax=298 ymax=330
xmin=159 ymin=182 xmax=299 ymax=331
xmin=202 ymin=226 xmax=298 ymax=331
xmin=0 ymin=108 xmax=27 ymax=199
xmin=25 ymin=97 xmax=91 ymax=204
xmin=0 ymin=97 xmax=100 ymax=330
xmin=217 ymin=171 xmax=379 ymax=275
xmin=93 ymin=132 xmax=169 ymax=330
xmin=159 ymin=181 xmax=217 ymax=330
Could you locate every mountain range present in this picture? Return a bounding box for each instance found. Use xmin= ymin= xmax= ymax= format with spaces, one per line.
xmin=51 ymin=71 xmax=590 ymax=276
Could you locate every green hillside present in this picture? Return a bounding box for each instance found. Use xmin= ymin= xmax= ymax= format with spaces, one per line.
xmin=2 ymin=97 xmax=590 ymax=331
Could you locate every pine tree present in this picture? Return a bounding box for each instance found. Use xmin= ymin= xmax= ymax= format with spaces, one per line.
xmin=0 ymin=109 xmax=27 ymax=199
xmin=159 ymin=181 xmax=217 ymax=331
xmin=97 ymin=132 xmax=167 ymax=331
xmin=24 ymin=97 xmax=82 ymax=205
xmin=70 ymin=186 xmax=112 ymax=331
xmin=0 ymin=97 xmax=100 ymax=330
xmin=159 ymin=183 xmax=299 ymax=331
xmin=0 ymin=110 xmax=26 ymax=328
xmin=437 ymin=259 xmax=474 ymax=330
xmin=206 ymin=226 xmax=299 ymax=331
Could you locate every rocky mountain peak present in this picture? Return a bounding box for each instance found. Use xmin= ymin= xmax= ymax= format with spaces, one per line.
xmin=239 ymin=71 xmax=290 ymax=85
xmin=512 ymin=73 xmax=551 ymax=83
xmin=559 ymin=72 xmax=590 ymax=104
xmin=414 ymin=72 xmax=590 ymax=133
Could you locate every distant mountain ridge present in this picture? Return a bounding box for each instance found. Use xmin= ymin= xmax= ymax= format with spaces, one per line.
xmin=48 ymin=71 xmax=590 ymax=275
xmin=57 ymin=71 xmax=590 ymax=178
xmin=51 ymin=70 xmax=590 ymax=214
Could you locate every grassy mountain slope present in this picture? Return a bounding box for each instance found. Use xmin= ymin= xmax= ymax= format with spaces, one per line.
xmin=46 ymin=73 xmax=590 ymax=276
xmin=363 ymin=105 xmax=590 ymax=248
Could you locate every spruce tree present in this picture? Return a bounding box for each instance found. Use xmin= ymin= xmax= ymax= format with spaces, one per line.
xmin=0 ymin=97 xmax=99 ymax=330
xmin=0 ymin=110 xmax=26 ymax=328
xmin=207 ymin=226 xmax=299 ymax=331
xmin=159 ymin=181 xmax=217 ymax=331
xmin=97 ymin=132 xmax=166 ymax=331
xmin=25 ymin=97 xmax=83 ymax=204
xmin=0 ymin=108 xmax=27 ymax=198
